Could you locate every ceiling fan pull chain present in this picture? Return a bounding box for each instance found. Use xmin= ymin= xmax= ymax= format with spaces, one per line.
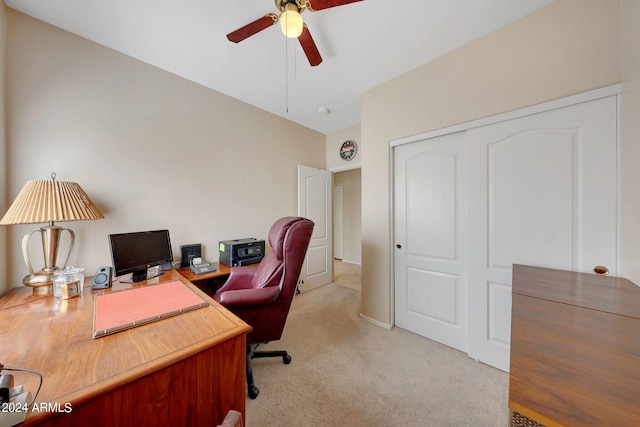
xmin=285 ymin=35 xmax=289 ymax=113
xmin=294 ymin=36 xmax=298 ymax=79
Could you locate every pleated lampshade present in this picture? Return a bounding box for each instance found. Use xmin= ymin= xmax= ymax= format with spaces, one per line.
xmin=0 ymin=179 xmax=104 ymax=225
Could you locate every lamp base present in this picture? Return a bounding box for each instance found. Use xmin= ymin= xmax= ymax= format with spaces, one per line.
xmin=23 ymin=271 xmax=55 ymax=294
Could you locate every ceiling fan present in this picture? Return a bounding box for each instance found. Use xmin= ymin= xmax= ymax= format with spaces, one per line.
xmin=226 ymin=0 xmax=363 ymax=67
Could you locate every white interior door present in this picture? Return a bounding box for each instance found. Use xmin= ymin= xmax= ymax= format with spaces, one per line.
xmin=394 ymin=132 xmax=468 ymax=352
xmin=467 ymin=95 xmax=618 ymax=371
xmin=298 ymin=165 xmax=332 ymax=292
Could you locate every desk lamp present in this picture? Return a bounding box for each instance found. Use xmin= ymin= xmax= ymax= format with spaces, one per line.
xmin=0 ymin=173 xmax=105 ymax=293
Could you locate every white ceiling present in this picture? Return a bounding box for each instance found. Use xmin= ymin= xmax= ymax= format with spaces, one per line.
xmin=4 ymin=0 xmax=554 ymax=134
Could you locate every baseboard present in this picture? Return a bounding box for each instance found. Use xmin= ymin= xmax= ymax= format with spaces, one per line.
xmin=359 ymin=313 xmax=393 ymax=330
xmin=341 ymin=259 xmax=361 ymax=266
xmin=334 ymin=259 xmax=361 ymax=266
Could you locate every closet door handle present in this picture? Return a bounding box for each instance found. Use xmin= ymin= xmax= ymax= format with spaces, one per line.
xmin=396 ymin=244 xmax=402 ymax=249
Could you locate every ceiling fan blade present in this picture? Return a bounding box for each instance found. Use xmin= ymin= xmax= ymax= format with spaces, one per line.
xmin=226 ymin=14 xmax=278 ymax=43
xmin=306 ymin=0 xmax=362 ymax=12
xmin=298 ymin=24 xmax=322 ymax=66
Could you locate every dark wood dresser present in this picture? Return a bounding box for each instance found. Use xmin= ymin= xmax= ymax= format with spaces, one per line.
xmin=509 ymin=264 xmax=640 ymax=426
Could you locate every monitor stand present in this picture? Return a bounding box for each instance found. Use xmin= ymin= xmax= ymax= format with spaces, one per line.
xmin=122 ymin=267 xmax=164 ymax=283
xmin=159 ymin=262 xmax=173 ymax=271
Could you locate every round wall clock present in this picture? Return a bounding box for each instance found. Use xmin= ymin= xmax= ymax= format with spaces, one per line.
xmin=339 ymin=140 xmax=357 ymax=161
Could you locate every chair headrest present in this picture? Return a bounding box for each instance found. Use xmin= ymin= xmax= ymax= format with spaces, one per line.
xmin=269 ymin=217 xmax=306 ymax=260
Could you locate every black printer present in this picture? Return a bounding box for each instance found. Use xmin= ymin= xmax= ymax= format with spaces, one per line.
xmin=219 ymin=238 xmax=265 ymax=267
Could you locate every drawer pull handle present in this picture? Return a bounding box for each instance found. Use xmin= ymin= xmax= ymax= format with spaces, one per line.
xmin=593 ymin=265 xmax=609 ymax=275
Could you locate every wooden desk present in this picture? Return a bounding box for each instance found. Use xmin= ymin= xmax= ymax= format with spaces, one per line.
xmin=0 ymin=270 xmax=250 ymax=426
xmin=175 ymin=262 xmax=231 ymax=296
xmin=509 ymin=264 xmax=640 ymax=427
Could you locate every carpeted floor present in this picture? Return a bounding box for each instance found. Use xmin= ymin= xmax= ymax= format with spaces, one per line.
xmin=245 ymin=261 xmax=509 ymax=426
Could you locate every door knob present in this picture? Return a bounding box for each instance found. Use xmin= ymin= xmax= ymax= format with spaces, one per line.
xmin=396 ymin=244 xmax=402 ymax=249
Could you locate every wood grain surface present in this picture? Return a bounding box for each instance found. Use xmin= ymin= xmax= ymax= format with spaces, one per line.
xmin=0 ymin=270 xmax=250 ymax=426
xmin=509 ymin=265 xmax=640 ymax=426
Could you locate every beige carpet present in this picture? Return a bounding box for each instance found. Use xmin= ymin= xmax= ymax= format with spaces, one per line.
xmin=245 ymin=262 xmax=509 ymax=426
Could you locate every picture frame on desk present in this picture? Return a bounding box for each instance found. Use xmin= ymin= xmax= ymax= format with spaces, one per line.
xmin=180 ymin=243 xmax=202 ymax=268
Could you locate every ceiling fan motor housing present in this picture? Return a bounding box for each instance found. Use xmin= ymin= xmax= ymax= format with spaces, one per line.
xmin=276 ymin=0 xmax=307 ymax=13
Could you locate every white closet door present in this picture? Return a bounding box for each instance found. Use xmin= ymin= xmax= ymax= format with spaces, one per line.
xmin=394 ymin=132 xmax=468 ymax=352
xmin=467 ymin=96 xmax=618 ymax=371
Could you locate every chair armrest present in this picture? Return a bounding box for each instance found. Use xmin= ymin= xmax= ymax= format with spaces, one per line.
xmin=215 ymin=265 xmax=259 ymax=294
xmin=228 ymin=264 xmax=259 ymax=280
xmin=217 ymin=410 xmax=243 ymax=427
xmin=215 ymin=286 xmax=280 ymax=307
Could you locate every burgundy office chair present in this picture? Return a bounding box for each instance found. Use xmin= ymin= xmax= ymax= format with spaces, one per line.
xmin=213 ymin=216 xmax=314 ymax=399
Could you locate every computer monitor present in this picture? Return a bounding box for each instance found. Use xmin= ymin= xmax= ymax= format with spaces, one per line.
xmin=108 ymin=229 xmax=174 ymax=283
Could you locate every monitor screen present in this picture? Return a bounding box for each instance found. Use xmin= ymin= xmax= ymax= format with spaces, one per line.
xmin=108 ymin=229 xmax=173 ymax=282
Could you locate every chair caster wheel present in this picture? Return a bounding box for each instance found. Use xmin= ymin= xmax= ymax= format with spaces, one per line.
xmin=283 ymin=354 xmax=292 ymax=364
xmin=248 ymin=386 xmax=260 ymax=399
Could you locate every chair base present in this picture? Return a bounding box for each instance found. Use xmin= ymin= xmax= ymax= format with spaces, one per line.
xmin=246 ymin=344 xmax=292 ymax=399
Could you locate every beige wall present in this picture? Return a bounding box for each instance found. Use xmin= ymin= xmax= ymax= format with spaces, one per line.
xmin=361 ymin=0 xmax=627 ymax=325
xmin=326 ymin=124 xmax=361 ymax=171
xmin=3 ymin=10 xmax=325 ymax=288
xmin=327 ymin=124 xmax=361 ymax=266
xmin=620 ymin=1 xmax=640 ymax=283
xmin=0 ymin=5 xmax=7 ymax=295
xmin=333 ymin=168 xmax=361 ymax=265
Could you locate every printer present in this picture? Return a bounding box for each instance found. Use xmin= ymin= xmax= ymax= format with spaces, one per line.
xmin=219 ymin=238 xmax=265 ymax=267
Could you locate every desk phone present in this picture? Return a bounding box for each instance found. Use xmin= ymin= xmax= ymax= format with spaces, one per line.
xmin=191 ymin=262 xmax=216 ymax=275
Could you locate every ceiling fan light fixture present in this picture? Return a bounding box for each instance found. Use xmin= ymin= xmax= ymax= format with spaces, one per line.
xmin=280 ymin=4 xmax=303 ymax=38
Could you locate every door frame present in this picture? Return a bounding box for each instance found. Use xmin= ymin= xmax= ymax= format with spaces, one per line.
xmin=329 ymin=162 xmax=362 ymax=266
xmin=333 ymin=184 xmax=344 ymax=260
xmin=389 ymin=84 xmax=622 ymax=328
